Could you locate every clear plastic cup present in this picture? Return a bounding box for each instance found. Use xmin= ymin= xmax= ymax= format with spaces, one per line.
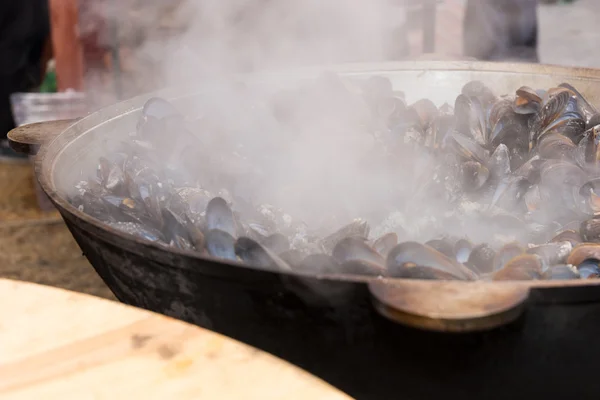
xmin=9 ymin=91 xmax=88 ymax=211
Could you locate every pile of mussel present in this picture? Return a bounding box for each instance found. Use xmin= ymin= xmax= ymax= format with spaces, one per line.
xmin=69 ymin=74 xmax=600 ymax=281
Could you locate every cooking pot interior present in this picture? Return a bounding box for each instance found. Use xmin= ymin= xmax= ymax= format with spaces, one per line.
xmin=44 ymin=62 xmax=600 ymax=249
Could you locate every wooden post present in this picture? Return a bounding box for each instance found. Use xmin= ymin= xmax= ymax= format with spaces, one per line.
xmin=49 ymin=0 xmax=84 ymax=91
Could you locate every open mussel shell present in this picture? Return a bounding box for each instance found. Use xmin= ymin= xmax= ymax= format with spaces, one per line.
xmin=513 ymin=86 xmax=542 ymax=115
xmin=386 ymin=242 xmax=477 ymax=281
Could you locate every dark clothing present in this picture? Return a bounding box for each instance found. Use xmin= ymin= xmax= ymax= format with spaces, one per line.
xmin=463 ymin=0 xmax=539 ymax=62
xmin=0 ymin=0 xmax=50 ymax=138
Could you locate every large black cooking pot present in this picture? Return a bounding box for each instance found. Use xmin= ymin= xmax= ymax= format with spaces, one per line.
xmin=10 ymin=62 xmax=600 ymax=399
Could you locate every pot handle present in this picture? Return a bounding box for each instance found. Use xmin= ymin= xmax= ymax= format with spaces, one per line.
xmin=368 ymin=280 xmax=530 ymax=333
xmin=7 ymin=118 xmax=79 ymax=156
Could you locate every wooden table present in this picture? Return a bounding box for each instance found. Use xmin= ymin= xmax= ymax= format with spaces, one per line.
xmin=0 ymin=279 xmax=352 ymax=400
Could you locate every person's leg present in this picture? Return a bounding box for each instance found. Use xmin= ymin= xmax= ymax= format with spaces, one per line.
xmin=463 ymin=0 xmax=539 ymax=62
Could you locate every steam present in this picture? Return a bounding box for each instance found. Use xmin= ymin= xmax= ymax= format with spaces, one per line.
xmin=72 ymin=1 xmax=555 ymax=253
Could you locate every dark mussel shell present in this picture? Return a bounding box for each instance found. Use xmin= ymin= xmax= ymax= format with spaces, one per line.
xmin=387 ymin=242 xmax=476 ymax=281
xmin=449 ymin=131 xmax=489 ymax=164
xmin=536 ymin=133 xmax=576 ymax=160
xmin=141 ymin=97 xmax=181 ymax=121
xmin=460 ymin=161 xmax=490 ymax=192
xmin=542 ymin=264 xmax=580 ymax=280
xmin=205 ymin=229 xmax=237 ymax=261
xmin=262 ymin=233 xmax=291 ymax=254
xmin=588 ymin=114 xmax=600 ymax=130
xmin=332 ymin=236 xmax=385 ymax=267
xmin=530 ymin=90 xmax=582 ymax=146
xmin=461 ymin=80 xmax=497 ymax=109
xmin=558 ymin=82 xmax=597 ymax=122
xmin=566 ymin=243 xmax=600 ymax=266
xmin=320 ymin=219 xmax=370 ymax=254
xmin=580 ymin=218 xmax=600 ymax=243
xmin=514 ymin=155 xmax=543 ymax=184
xmin=577 ymin=260 xmax=600 ymax=279
xmin=107 ymin=221 xmax=164 ymax=243
xmin=234 ymin=237 xmax=292 ymax=271
xmin=490 ymin=176 xmax=531 ymax=214
xmin=488 ymin=144 xmax=511 ymax=182
xmin=465 ymin=243 xmax=496 ymax=275
xmin=492 ymin=254 xmax=543 ymax=281
xmin=424 ymin=238 xmax=456 ymax=259
xmin=101 ymin=195 xmax=150 ymax=225
xmin=340 ymin=260 xmax=385 ymax=276
xmin=454 ymin=238 xmax=473 ymax=264
xmin=454 ymin=94 xmax=487 ymax=145
xmin=492 ymin=242 xmax=525 ymax=272
xmin=103 ymin=163 xmax=127 ymax=195
xmin=539 ymin=160 xmax=587 ymax=215
xmin=551 ymin=229 xmax=583 ymax=247
xmin=526 ymin=241 xmax=573 ymax=269
xmin=406 ymin=98 xmax=439 ymax=132
xmin=578 ymin=178 xmax=600 ymax=214
xmin=575 ymin=125 xmax=600 ymax=168
xmin=206 ymin=197 xmax=237 ymax=238
xmin=372 ymin=232 xmax=398 ymax=258
xmin=161 ymin=207 xmax=204 ymax=251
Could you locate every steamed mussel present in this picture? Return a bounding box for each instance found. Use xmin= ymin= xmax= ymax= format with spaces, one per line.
xmin=69 ymin=76 xmax=600 ymax=282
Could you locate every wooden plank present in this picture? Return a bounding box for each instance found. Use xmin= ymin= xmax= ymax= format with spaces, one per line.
xmin=0 ymin=279 xmax=352 ymax=400
xmin=49 ymin=0 xmax=84 ymax=91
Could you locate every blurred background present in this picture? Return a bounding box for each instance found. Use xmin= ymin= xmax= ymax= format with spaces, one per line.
xmin=0 ymin=0 xmax=592 ymax=300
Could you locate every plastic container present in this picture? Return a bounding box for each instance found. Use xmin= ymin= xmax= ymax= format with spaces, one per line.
xmin=10 ymin=92 xmax=88 ymax=211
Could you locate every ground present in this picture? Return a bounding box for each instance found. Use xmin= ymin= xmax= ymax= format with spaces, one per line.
xmin=0 ymin=0 xmax=597 ymax=301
